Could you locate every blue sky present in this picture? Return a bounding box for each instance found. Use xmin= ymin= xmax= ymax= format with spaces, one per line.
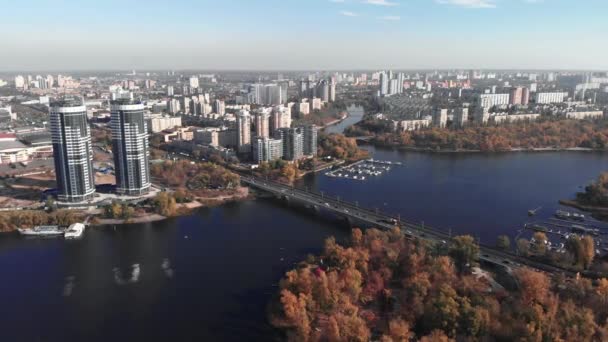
xmin=1 ymin=0 xmax=607 ymax=71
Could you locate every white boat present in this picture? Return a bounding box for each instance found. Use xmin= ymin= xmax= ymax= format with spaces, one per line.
xmin=64 ymin=223 xmax=86 ymax=239
xmin=18 ymin=225 xmax=63 ymax=237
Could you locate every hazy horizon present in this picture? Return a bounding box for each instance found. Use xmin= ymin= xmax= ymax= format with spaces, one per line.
xmin=2 ymin=0 xmax=608 ymax=71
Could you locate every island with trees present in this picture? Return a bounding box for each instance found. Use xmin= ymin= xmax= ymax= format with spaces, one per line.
xmin=271 ymin=228 xmax=608 ymax=341
xmin=560 ymin=171 xmax=608 ymax=221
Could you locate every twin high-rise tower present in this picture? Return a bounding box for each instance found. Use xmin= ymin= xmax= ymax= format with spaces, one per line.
xmin=50 ymin=99 xmax=96 ymax=202
xmin=110 ymin=99 xmax=151 ymax=196
xmin=49 ymin=98 xmax=150 ymax=202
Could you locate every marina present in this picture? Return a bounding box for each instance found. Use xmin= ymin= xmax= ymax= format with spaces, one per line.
xmin=325 ymin=158 xmax=402 ymax=181
xmin=523 ymin=209 xmax=608 ymax=254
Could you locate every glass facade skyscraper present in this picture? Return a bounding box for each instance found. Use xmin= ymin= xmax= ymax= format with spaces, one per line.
xmin=110 ymin=99 xmax=151 ymax=196
xmin=49 ymin=98 xmax=96 ymax=202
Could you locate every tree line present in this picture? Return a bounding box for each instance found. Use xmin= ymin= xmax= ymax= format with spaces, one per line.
xmin=346 ymin=118 xmax=608 ymax=152
xmin=0 ymin=210 xmax=85 ymax=232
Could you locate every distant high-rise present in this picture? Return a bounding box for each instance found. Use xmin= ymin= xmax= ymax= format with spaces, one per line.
xmin=110 ymin=99 xmax=151 ymax=196
xmin=167 ymin=85 xmax=174 ymax=96
xmin=510 ymin=87 xmax=524 ymax=105
xmin=50 ymin=98 xmax=95 ymax=202
xmin=521 ymin=88 xmax=530 ymax=105
xmin=270 ymin=106 xmax=292 ymax=135
xmin=329 ymin=81 xmax=336 ymax=102
xmin=248 ymin=84 xmax=283 ymax=105
xmin=14 ymin=75 xmax=25 ymax=89
xmin=167 ymin=98 xmax=180 ymax=114
xmin=237 ymin=110 xmax=252 ymax=154
xmin=252 ymin=137 xmax=283 ymax=164
xmin=433 ymin=108 xmax=448 ymax=128
xmin=319 ymin=80 xmax=329 ymax=103
xmin=454 ymin=107 xmax=469 ymax=128
xmin=303 ymin=125 xmax=318 ymax=156
xmin=275 ymin=127 xmax=303 ymax=161
xmin=189 ymin=76 xmax=199 ymax=89
xmin=380 ymin=71 xmax=389 ymax=96
xmin=213 ymin=99 xmax=225 ymax=115
xmin=254 ymin=110 xmax=270 ymax=138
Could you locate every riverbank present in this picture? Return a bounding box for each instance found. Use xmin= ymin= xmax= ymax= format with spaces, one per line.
xmin=92 ymin=186 xmax=251 ymax=226
xmin=366 ymin=143 xmax=600 ymax=154
xmin=320 ymin=111 xmax=348 ymax=129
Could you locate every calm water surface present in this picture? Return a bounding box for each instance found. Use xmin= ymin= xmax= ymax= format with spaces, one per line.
xmin=1 ymin=120 xmax=607 ymax=341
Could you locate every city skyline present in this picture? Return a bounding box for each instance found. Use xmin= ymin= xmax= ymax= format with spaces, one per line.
xmin=2 ymin=0 xmax=607 ymax=71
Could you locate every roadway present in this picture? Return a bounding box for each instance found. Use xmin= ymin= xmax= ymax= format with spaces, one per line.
xmin=242 ymin=176 xmax=582 ymax=277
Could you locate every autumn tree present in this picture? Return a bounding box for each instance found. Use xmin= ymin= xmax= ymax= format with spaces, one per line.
xmin=514 ymin=268 xmax=550 ymax=306
xmin=154 ymin=192 xmax=177 ymax=216
xmin=567 ymin=235 xmax=596 ymax=269
xmin=531 ymin=232 xmax=547 ymax=256
xmin=381 ymin=318 xmax=411 ymax=342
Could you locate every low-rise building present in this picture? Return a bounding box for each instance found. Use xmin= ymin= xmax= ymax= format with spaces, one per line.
xmin=0 ymin=132 xmax=53 ymax=164
xmin=534 ymin=92 xmax=568 ymax=104
xmin=298 ymin=101 xmax=310 ymax=115
xmin=396 ymin=118 xmax=432 ymax=131
xmin=194 ymin=127 xmax=221 ymax=146
xmin=311 ymin=98 xmax=322 ymax=111
xmin=492 ymin=113 xmax=540 ymax=124
xmin=565 ymin=111 xmax=604 ymax=120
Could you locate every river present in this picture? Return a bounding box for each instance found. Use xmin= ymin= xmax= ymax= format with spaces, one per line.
xmin=323 ymin=105 xmax=365 ymax=135
xmin=1 ymin=106 xmax=607 ymax=341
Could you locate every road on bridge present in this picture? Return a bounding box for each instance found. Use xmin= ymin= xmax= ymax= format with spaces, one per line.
xmin=242 ymin=176 xmax=583 ymax=278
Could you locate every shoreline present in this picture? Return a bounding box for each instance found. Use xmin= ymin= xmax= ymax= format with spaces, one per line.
xmin=92 ymin=187 xmax=251 ymax=227
xmin=320 ymin=110 xmax=349 ymax=129
xmin=363 ymin=143 xmax=603 ymax=154
xmin=0 ymin=188 xmax=252 ymax=232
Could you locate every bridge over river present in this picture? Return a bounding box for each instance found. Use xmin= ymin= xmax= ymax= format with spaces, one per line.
xmin=242 ymin=176 xmax=583 ymax=278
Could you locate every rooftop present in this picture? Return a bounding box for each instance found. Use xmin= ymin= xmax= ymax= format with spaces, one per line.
xmin=50 ymin=97 xmax=83 ymax=108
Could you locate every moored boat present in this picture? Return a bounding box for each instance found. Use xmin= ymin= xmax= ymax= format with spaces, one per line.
xmin=64 ymin=223 xmax=86 ymax=239
xmin=18 ymin=225 xmax=64 ymax=237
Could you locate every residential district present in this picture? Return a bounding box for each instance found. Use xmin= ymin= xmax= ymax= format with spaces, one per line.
xmin=0 ymin=70 xmax=606 ymax=208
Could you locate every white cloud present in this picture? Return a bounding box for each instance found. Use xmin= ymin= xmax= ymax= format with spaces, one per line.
xmin=435 ymin=0 xmax=497 ymax=8
xmin=329 ymin=0 xmax=346 ymax=3
xmin=378 ymin=15 xmax=401 ymax=20
xmin=340 ymin=10 xmax=359 ymax=16
xmin=363 ymin=0 xmax=398 ymax=6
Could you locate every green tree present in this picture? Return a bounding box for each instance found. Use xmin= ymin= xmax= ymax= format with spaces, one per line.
xmin=448 ymin=235 xmax=479 ymax=273
xmin=496 ymin=235 xmax=510 ymax=251
xmin=45 ymin=195 xmax=56 ymax=212
xmin=517 ymin=238 xmax=530 ymax=256
xmin=567 ymin=235 xmax=596 ymax=269
xmin=424 ymin=284 xmax=461 ymax=337
xmin=580 ymin=235 xmax=596 ymax=269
